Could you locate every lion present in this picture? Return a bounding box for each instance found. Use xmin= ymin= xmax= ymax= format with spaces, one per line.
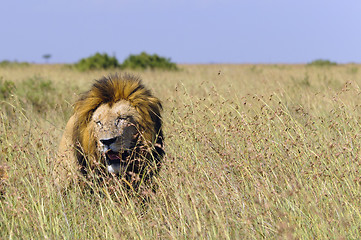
xmin=56 ymin=73 xmax=164 ymax=192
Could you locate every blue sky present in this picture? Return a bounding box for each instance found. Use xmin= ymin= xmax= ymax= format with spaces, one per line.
xmin=1 ymin=0 xmax=361 ymax=64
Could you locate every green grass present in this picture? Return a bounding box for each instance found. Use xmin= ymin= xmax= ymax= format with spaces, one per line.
xmin=1 ymin=64 xmax=361 ymax=238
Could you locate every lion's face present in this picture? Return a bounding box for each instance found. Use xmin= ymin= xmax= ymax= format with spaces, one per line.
xmin=91 ymin=100 xmax=141 ymax=175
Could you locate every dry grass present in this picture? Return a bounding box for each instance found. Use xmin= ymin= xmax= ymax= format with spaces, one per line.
xmin=1 ymin=63 xmax=361 ymax=239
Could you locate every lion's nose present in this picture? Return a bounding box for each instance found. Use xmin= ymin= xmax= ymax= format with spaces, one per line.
xmin=100 ymin=137 xmax=117 ymax=146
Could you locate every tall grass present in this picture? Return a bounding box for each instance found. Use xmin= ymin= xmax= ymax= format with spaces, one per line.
xmin=0 ymin=64 xmax=361 ymax=238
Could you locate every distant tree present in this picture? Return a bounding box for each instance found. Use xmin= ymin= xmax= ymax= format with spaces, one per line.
xmin=43 ymin=54 xmax=52 ymax=63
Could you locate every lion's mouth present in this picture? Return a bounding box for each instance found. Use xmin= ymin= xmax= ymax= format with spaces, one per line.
xmin=106 ymin=150 xmax=121 ymax=163
xmin=104 ymin=150 xmax=131 ymax=166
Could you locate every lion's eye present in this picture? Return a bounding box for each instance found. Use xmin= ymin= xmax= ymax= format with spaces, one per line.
xmin=116 ymin=116 xmax=128 ymax=125
xmin=96 ymin=121 xmax=103 ymax=127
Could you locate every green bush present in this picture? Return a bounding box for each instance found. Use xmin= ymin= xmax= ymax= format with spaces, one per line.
xmin=17 ymin=76 xmax=57 ymax=113
xmin=307 ymin=59 xmax=337 ymax=67
xmin=0 ymin=77 xmax=16 ymax=100
xmin=74 ymin=53 xmax=121 ymax=71
xmin=121 ymin=52 xmax=178 ymax=70
xmin=0 ymin=60 xmax=29 ymax=67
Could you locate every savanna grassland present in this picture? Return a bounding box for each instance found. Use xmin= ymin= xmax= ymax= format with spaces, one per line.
xmin=1 ymin=63 xmax=361 ymax=239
